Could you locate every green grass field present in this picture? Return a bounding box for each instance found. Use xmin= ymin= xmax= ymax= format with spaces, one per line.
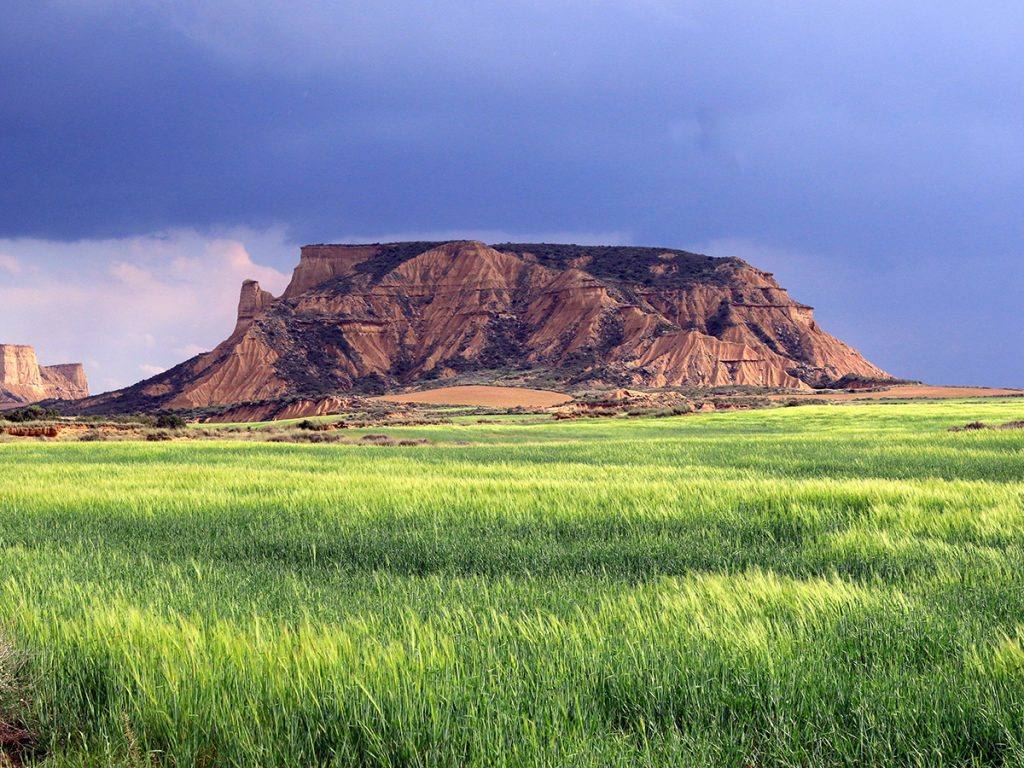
xmin=2 ymin=399 xmax=1024 ymax=766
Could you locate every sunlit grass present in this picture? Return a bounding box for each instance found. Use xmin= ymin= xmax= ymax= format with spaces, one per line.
xmin=1 ymin=399 xmax=1023 ymax=766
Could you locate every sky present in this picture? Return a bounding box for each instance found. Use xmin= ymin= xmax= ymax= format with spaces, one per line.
xmin=1 ymin=1 xmax=1022 ymax=392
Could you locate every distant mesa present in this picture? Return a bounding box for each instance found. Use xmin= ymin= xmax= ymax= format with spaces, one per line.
xmin=68 ymin=240 xmax=891 ymax=415
xmin=0 ymin=344 xmax=89 ymax=408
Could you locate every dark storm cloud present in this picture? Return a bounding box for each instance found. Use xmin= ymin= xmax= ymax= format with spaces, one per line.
xmin=1 ymin=1 xmax=1022 ymax=386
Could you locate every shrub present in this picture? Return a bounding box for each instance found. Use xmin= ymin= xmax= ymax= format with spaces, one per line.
xmin=296 ymin=420 xmax=330 ymax=431
xmin=1 ymin=405 xmax=58 ymax=423
xmin=948 ymin=421 xmax=988 ymax=432
xmin=155 ymin=414 xmax=187 ymax=429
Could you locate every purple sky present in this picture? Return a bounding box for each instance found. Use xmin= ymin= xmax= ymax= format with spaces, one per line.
xmin=1 ymin=1 xmax=1022 ymax=391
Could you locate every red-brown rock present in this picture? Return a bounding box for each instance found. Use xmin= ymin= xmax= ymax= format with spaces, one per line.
xmin=0 ymin=344 xmax=89 ymax=406
xmin=75 ymin=241 xmax=889 ymax=413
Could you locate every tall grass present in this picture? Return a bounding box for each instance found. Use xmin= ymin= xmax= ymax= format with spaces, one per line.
xmin=0 ymin=399 xmax=1023 ymax=766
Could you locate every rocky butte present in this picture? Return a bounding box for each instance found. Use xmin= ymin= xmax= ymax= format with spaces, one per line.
xmin=75 ymin=241 xmax=890 ymax=414
xmin=0 ymin=344 xmax=89 ymax=407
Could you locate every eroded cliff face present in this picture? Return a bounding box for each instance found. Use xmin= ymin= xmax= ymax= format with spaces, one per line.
xmin=40 ymin=363 xmax=90 ymax=400
xmin=0 ymin=345 xmax=89 ymax=406
xmin=75 ymin=241 xmax=889 ymax=412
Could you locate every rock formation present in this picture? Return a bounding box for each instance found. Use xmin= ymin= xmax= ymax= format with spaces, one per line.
xmin=233 ymin=279 xmax=276 ymax=336
xmin=0 ymin=344 xmax=89 ymax=406
xmin=73 ymin=241 xmax=889 ymax=413
xmin=40 ymin=363 xmax=90 ymax=400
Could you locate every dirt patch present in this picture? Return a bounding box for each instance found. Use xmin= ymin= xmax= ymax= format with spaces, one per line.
xmin=0 ymin=725 xmax=32 ymax=767
xmin=374 ymin=385 xmax=572 ymax=409
xmin=0 ymin=425 xmax=60 ymax=438
xmin=782 ymin=385 xmax=1023 ymax=402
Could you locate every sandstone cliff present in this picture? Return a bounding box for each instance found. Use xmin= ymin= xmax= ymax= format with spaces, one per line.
xmin=0 ymin=345 xmax=89 ymax=406
xmin=40 ymin=363 xmax=90 ymax=400
xmin=73 ymin=241 xmax=889 ymax=413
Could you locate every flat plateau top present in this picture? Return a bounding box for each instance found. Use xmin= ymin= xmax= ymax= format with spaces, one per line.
xmin=786 ymin=384 xmax=1023 ymax=401
xmin=373 ymin=385 xmax=573 ymax=408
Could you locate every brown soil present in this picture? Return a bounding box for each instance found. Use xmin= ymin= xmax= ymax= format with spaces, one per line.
xmin=0 ymin=724 xmax=31 ymax=763
xmin=0 ymin=425 xmax=61 ymax=438
xmin=782 ymin=384 xmax=1023 ymax=401
xmin=374 ymin=385 xmax=572 ymax=408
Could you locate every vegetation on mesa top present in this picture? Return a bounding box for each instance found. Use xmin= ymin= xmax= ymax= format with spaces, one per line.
xmin=304 ymin=241 xmax=738 ymax=287
xmin=493 ymin=243 xmax=737 ymax=286
xmin=1 ymin=399 xmax=1024 ymax=765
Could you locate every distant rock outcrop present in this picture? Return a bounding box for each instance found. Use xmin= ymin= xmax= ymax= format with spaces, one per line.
xmin=40 ymin=363 xmax=90 ymax=400
xmin=0 ymin=345 xmax=89 ymax=406
xmin=71 ymin=241 xmax=889 ymax=414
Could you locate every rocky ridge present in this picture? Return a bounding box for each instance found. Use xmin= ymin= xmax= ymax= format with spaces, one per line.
xmin=71 ymin=240 xmax=889 ymax=414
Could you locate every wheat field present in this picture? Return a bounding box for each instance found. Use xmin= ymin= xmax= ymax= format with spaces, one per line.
xmin=1 ymin=399 xmax=1023 ymax=766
